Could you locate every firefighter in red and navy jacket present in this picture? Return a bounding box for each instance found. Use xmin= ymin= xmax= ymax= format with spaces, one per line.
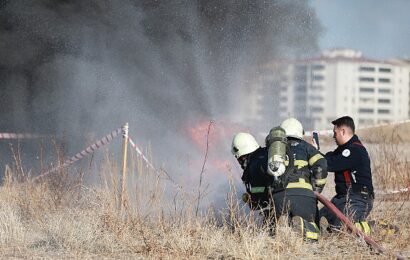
xmin=318 ymin=116 xmax=374 ymax=234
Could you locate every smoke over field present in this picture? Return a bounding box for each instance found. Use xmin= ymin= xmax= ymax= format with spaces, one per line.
xmin=1 ymin=2 xmax=410 ymax=258
xmin=0 ymin=0 xmax=321 ymax=204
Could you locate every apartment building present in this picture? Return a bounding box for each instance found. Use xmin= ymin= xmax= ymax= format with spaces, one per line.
xmin=390 ymin=58 xmax=410 ymax=119
xmin=252 ymin=49 xmax=410 ymax=130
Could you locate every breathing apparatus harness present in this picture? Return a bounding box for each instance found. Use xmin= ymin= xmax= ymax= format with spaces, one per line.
xmin=242 ymin=143 xmax=295 ymax=209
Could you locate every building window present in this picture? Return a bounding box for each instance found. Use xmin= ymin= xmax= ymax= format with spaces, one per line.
xmin=296 ymin=84 xmax=307 ymax=92
xmin=359 ymin=108 xmax=374 ymax=113
xmin=296 ymin=96 xmax=305 ymax=103
xmin=359 ymin=77 xmax=375 ymax=82
xmin=359 ymin=87 xmax=375 ymax=93
xmin=359 ymin=66 xmax=375 ymax=72
xmin=359 ymin=119 xmax=374 ymax=125
xmin=360 ymin=97 xmax=373 ymax=103
xmin=280 ymin=76 xmax=288 ymax=82
xmin=310 ymin=106 xmax=324 ymax=113
xmin=309 ymin=96 xmax=324 ymax=102
xmin=310 ymin=85 xmax=324 ymax=91
xmin=378 ymin=109 xmax=390 ymax=114
xmin=379 ymin=68 xmax=391 ymax=73
xmin=295 ymin=66 xmax=307 ymax=82
xmin=296 ymin=65 xmax=307 ymax=71
xmin=313 ymin=75 xmax=324 ymax=81
xmin=312 ymin=64 xmax=324 ymax=70
xmin=378 ymin=78 xmax=391 ymax=83
xmin=295 ymin=66 xmax=306 ymax=76
xmin=295 ymin=75 xmax=307 ymax=83
xmin=378 ymin=88 xmax=391 ymax=93
xmin=378 ymin=98 xmax=391 ymax=104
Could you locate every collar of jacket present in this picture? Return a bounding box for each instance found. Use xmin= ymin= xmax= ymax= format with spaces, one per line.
xmin=338 ymin=134 xmax=360 ymax=149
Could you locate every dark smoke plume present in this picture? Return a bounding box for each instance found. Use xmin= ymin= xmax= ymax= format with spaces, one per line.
xmin=0 ymin=0 xmax=322 ymax=201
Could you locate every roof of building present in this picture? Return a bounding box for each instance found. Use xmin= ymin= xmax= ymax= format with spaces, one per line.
xmin=264 ymin=49 xmax=403 ymax=66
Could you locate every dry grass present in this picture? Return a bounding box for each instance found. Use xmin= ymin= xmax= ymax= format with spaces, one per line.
xmin=1 ymin=127 xmax=410 ymax=259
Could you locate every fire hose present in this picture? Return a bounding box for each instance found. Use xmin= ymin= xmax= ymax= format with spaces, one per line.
xmin=315 ymin=191 xmax=405 ymax=260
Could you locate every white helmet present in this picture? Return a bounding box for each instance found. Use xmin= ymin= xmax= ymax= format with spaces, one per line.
xmin=231 ymin=132 xmax=259 ymax=158
xmin=280 ymin=117 xmax=304 ymax=139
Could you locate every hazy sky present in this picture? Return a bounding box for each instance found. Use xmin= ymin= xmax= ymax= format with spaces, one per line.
xmin=312 ymin=0 xmax=410 ymax=60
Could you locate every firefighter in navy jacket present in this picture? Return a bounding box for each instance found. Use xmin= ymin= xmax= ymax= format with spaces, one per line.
xmin=231 ymin=132 xmax=286 ymax=236
xmin=318 ymin=116 xmax=374 ymax=234
xmin=279 ymin=118 xmax=327 ymax=241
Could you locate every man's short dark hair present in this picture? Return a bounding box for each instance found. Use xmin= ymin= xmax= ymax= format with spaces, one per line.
xmin=332 ymin=116 xmax=355 ymax=133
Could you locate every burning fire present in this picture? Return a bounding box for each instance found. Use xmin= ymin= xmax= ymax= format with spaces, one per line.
xmin=184 ymin=119 xmax=249 ymax=177
xmin=185 ymin=119 xmax=246 ymax=152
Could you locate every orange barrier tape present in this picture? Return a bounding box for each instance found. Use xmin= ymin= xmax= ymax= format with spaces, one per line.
xmin=128 ymin=136 xmax=156 ymax=171
xmin=0 ymin=132 xmax=46 ymax=139
xmin=127 ymin=135 xmax=184 ymax=190
xmin=376 ymin=186 xmax=409 ymax=195
xmin=33 ymin=127 xmax=123 ymax=181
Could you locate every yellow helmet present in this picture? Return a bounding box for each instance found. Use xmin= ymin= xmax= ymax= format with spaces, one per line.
xmin=280 ymin=117 xmax=304 ymax=139
xmin=231 ymin=133 xmax=259 ymax=158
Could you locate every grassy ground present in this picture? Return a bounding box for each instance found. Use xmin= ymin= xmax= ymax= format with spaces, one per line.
xmin=0 ymin=125 xmax=409 ymax=259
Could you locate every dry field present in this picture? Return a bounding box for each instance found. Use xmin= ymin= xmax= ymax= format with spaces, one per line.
xmin=0 ymin=124 xmax=409 ymax=259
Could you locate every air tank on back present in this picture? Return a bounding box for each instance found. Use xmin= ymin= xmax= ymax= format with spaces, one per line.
xmin=266 ymin=126 xmax=287 ymax=178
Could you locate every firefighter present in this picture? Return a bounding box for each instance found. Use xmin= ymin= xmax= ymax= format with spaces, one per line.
xmin=231 ymin=132 xmax=286 ymax=236
xmin=277 ymin=117 xmax=328 ymax=241
xmin=317 ymin=116 xmax=374 ymax=234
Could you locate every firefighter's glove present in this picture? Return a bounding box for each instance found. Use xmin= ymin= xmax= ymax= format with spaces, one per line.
xmin=314 ymin=178 xmax=327 ymax=193
xmin=242 ymin=193 xmax=251 ymax=203
xmin=314 ymin=185 xmax=324 ymax=194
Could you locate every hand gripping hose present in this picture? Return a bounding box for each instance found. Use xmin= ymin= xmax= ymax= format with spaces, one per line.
xmin=315 ymin=192 xmax=405 ymax=260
